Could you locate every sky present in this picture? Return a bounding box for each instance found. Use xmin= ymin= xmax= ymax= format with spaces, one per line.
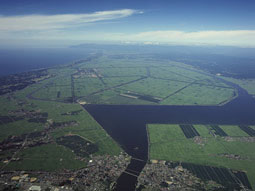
xmin=0 ymin=0 xmax=255 ymax=48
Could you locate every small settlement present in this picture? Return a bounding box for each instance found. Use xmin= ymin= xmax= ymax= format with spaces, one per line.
xmin=0 ymin=153 xmax=130 ymax=191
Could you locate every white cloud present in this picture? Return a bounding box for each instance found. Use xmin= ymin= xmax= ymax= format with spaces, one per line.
xmin=0 ymin=9 xmax=140 ymax=31
xmin=1 ymin=9 xmax=254 ymax=48
xmin=107 ymin=30 xmax=255 ymax=47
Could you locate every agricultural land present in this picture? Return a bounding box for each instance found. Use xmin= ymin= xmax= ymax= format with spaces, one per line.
xmin=0 ymin=53 xmax=254 ymax=190
xmin=146 ymin=124 xmax=255 ymax=190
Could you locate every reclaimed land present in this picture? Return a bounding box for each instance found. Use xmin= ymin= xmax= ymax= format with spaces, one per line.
xmin=148 ymin=124 xmax=255 ymax=189
xmin=25 ymin=54 xmax=237 ymax=106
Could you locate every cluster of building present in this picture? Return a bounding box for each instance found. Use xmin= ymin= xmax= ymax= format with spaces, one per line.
xmin=137 ymin=160 xmax=223 ymax=191
xmin=0 ymin=153 xmax=131 ymax=191
xmin=8 ymin=109 xmax=47 ymax=118
xmin=218 ymin=153 xmax=245 ymax=160
xmin=193 ymin=136 xmax=207 ymax=146
xmin=72 ymin=68 xmax=99 ymax=79
xmin=224 ymin=136 xmax=255 ymax=143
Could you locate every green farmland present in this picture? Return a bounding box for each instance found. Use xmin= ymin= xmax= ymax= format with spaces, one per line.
xmin=148 ymin=124 xmax=255 ymax=189
xmin=26 ymin=55 xmax=236 ymax=106
xmin=0 ymin=81 xmax=122 ymax=171
xmin=0 ymin=53 xmax=253 ymax=186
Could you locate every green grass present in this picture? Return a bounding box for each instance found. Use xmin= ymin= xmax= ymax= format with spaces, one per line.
xmin=219 ymin=125 xmax=250 ymax=137
xmin=0 ymin=84 xmax=122 ymax=171
xmin=157 ymin=65 xmax=212 ymax=81
xmin=150 ymin=67 xmax=193 ymax=82
xmin=84 ymin=89 xmax=156 ymax=105
xmin=0 ymin=120 xmax=44 ymax=141
xmin=97 ymin=67 xmax=147 ymax=77
xmin=193 ymin=125 xmax=213 ymax=137
xmin=148 ymin=123 xmax=255 ymax=189
xmin=148 ymin=124 xmax=186 ymax=143
xmin=14 ymin=55 xmax=237 ymax=106
xmin=33 ymin=100 xmax=123 ymax=156
xmin=222 ymin=77 xmax=255 ymax=96
xmin=54 ymin=76 xmax=72 ymax=86
xmin=197 ymin=78 xmax=231 ymax=87
xmin=161 ymin=84 xmax=235 ymax=105
xmin=5 ymin=143 xmax=86 ymax=171
xmin=119 ymin=77 xmax=188 ymax=98
xmin=1 ymin=54 xmax=253 ymax=178
xmin=32 ymin=84 xmax=72 ymax=100
xmin=0 ymin=96 xmax=21 ymax=114
xmin=103 ymin=76 xmax=142 ymax=87
xmin=30 ymin=99 xmax=122 ymax=156
xmin=74 ymin=77 xmax=105 ymax=97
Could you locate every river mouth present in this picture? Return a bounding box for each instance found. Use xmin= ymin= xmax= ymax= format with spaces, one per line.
xmin=83 ymin=82 xmax=255 ymax=190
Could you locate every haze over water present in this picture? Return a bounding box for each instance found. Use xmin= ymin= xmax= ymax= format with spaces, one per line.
xmin=0 ymin=48 xmax=89 ymax=76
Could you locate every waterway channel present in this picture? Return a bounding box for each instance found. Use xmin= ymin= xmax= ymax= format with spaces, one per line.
xmin=84 ymin=79 xmax=255 ymax=191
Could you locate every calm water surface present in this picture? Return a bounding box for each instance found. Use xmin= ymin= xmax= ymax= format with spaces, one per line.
xmin=0 ymin=48 xmax=90 ymax=76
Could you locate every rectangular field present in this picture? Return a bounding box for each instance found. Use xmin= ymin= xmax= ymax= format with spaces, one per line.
xmin=210 ymin=125 xmax=228 ymax=136
xmin=74 ymin=77 xmax=105 ymax=97
xmin=219 ymin=125 xmax=250 ymax=137
xmin=97 ymin=67 xmax=147 ymax=77
xmin=147 ymin=123 xmax=255 ymax=189
xmin=161 ymin=84 xmax=235 ymax=105
xmin=179 ymin=124 xmax=200 ymax=138
xmin=119 ymin=77 xmax=188 ymax=98
xmin=193 ymin=125 xmax=214 ymax=137
xmin=239 ymin=125 xmax=255 ymax=136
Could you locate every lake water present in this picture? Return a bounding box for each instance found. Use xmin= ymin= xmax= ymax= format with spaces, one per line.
xmin=0 ymin=48 xmax=91 ymax=76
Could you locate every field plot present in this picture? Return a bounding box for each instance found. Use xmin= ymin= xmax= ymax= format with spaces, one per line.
xmin=6 ymin=143 xmax=86 ymax=171
xmin=119 ymin=77 xmax=188 ymax=99
xmin=148 ymin=124 xmax=255 ymax=189
xmin=180 ymin=162 xmax=252 ymax=190
xmin=239 ymin=125 xmax=255 ymax=136
xmin=0 ymin=85 xmax=122 ymax=171
xmin=193 ymin=125 xmax=214 ymax=137
xmin=197 ymin=78 xmax=231 ymax=87
xmin=74 ymin=77 xmax=105 ymax=97
xmin=0 ymin=120 xmax=44 ymax=142
xmin=102 ymin=76 xmax=142 ymax=88
xmin=56 ymin=135 xmax=98 ymax=157
xmin=150 ymin=67 xmax=192 ymax=81
xmin=52 ymin=75 xmax=72 ymax=86
xmin=148 ymin=124 xmax=186 ymax=144
xmin=25 ymin=55 xmax=237 ymax=106
xmin=222 ymin=77 xmax=255 ymax=96
xmin=0 ymin=96 xmax=21 ymax=113
xmin=32 ymin=83 xmax=72 ymax=101
xmin=84 ymin=89 xmax=155 ymax=105
xmin=219 ymin=125 xmax=250 ymax=137
xmin=210 ymin=125 xmax=228 ymax=136
xmin=161 ymin=84 xmax=235 ymax=105
xmin=97 ymin=67 xmax=147 ymax=77
xmin=179 ymin=124 xmax=200 ymax=138
xmin=159 ymin=65 xmax=213 ymax=81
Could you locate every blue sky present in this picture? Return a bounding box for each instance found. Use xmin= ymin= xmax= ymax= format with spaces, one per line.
xmin=1 ymin=0 xmax=255 ymax=47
